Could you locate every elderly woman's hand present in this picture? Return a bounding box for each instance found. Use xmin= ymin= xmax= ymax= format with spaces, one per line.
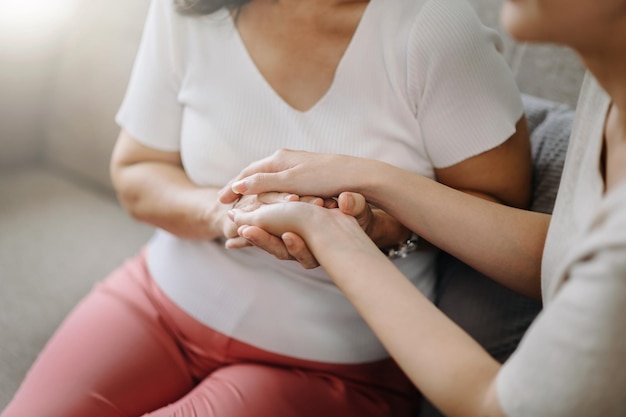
xmin=217 ymin=149 xmax=366 ymax=204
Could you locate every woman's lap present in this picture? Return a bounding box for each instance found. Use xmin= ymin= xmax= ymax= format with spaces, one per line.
xmin=147 ymin=363 xmax=406 ymax=417
xmin=2 ymin=253 xmax=416 ymax=417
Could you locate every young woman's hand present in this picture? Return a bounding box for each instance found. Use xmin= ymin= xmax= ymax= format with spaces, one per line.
xmin=230 ymin=202 xmax=328 ymax=240
xmin=225 ymin=194 xmax=327 ymax=268
xmin=218 ymin=149 xmax=372 ymax=204
xmin=229 ymin=200 xmax=368 ymax=260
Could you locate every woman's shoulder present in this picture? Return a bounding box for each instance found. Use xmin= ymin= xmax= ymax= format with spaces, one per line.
xmin=375 ymin=0 xmax=497 ymax=76
xmin=374 ymin=0 xmax=502 ymax=71
xmin=379 ymin=0 xmax=478 ymax=21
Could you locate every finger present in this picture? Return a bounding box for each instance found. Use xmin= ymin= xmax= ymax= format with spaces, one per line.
xmin=257 ymin=192 xmax=300 ymax=205
xmin=338 ymin=192 xmax=373 ymax=232
xmin=224 ymin=221 xmax=241 ymax=240
xmin=229 ymin=172 xmax=290 ymax=197
xmin=337 ymin=192 xmax=368 ymax=216
xmin=283 ymin=232 xmax=319 ymax=269
xmin=218 ymin=157 xmax=277 ymax=203
xmin=224 ymin=236 xmax=252 ymax=249
xmin=229 ymin=208 xmax=259 ymax=229
xmin=239 ymin=225 xmax=293 ymax=261
xmin=218 ymin=179 xmax=241 ymax=204
xmin=323 ymin=198 xmax=339 ymax=209
xmin=231 ymin=193 xmax=295 ymax=214
xmin=218 ymin=150 xmax=293 ymax=203
xmin=299 ymin=196 xmax=324 ymax=206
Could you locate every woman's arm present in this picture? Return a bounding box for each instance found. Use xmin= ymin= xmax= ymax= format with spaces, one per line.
xmin=434 ymin=118 xmax=531 ymax=208
xmin=315 ymin=228 xmax=506 ymax=417
xmin=231 ymin=202 xmax=506 ymax=417
xmin=366 ymin=158 xmax=548 ymax=300
xmin=110 ymin=129 xmax=236 ymax=241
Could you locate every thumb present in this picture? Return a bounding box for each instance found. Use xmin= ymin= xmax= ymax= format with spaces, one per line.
xmin=218 ymin=180 xmax=241 ymax=204
xmin=229 ymin=172 xmax=280 ymax=197
xmin=338 ymin=192 xmax=367 ymax=217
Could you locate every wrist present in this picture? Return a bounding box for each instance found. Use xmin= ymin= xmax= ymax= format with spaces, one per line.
xmin=343 ymin=156 xmax=378 ymax=197
xmin=184 ymin=189 xmax=224 ymax=241
xmin=304 ymin=209 xmax=363 ymax=256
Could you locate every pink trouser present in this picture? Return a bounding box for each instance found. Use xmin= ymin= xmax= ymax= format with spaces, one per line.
xmin=2 ymin=252 xmax=417 ymax=417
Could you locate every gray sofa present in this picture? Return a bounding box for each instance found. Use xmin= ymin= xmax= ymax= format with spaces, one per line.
xmin=0 ymin=0 xmax=585 ymax=412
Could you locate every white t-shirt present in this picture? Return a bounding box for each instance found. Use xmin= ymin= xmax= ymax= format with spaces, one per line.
xmin=497 ymin=75 xmax=626 ymax=415
xmin=116 ymin=0 xmax=523 ymax=363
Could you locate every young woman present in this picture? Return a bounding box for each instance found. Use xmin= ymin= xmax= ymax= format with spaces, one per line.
xmin=223 ymin=1 xmax=626 ymax=416
xmin=0 ymin=0 xmax=531 ymax=416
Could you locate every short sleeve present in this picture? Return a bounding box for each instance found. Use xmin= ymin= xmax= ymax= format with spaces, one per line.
xmin=407 ymin=0 xmax=523 ymax=168
xmin=496 ymin=186 xmax=626 ymax=417
xmin=115 ymin=0 xmax=186 ymax=151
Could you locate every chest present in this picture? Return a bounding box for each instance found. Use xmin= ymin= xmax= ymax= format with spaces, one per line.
xmin=175 ymin=6 xmax=430 ymax=187
xmin=234 ymin=2 xmax=369 ymax=112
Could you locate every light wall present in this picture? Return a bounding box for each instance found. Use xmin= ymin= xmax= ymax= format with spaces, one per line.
xmin=0 ymin=0 xmax=150 ymax=190
xmin=0 ymin=0 xmax=82 ymax=168
xmin=42 ymin=0 xmax=149 ymax=190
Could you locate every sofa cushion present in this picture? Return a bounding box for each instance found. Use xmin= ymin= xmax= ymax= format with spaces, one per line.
xmin=0 ymin=168 xmax=153 ymax=409
xmin=523 ymin=94 xmax=576 ymax=214
xmin=43 ymin=0 xmax=150 ymax=192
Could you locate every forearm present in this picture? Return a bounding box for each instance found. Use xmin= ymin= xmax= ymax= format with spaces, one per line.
xmin=113 ymin=161 xmax=224 ymax=240
xmin=307 ymin=228 xmax=504 ymax=417
xmin=351 ymin=159 xmax=548 ymax=299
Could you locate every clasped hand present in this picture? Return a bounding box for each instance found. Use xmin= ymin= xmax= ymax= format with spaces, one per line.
xmin=225 ymin=191 xmax=376 ymax=270
xmin=220 ymin=149 xmax=411 ymax=269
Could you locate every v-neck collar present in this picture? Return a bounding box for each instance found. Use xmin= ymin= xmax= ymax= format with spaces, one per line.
xmin=227 ymin=1 xmax=375 ymax=115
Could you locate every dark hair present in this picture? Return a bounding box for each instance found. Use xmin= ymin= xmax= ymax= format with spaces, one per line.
xmin=174 ymin=0 xmax=250 ymax=15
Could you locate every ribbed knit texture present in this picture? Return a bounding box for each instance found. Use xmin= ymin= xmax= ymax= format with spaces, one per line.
xmin=115 ymin=0 xmax=524 ymax=362
xmin=407 ymin=0 xmax=523 ymax=167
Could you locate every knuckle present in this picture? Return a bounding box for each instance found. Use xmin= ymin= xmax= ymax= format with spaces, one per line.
xmin=276 ymin=252 xmax=291 ymax=261
xmin=303 ymin=260 xmax=320 ymax=270
xmin=275 ymin=148 xmax=289 ymax=157
xmin=247 ymin=173 xmax=263 ymax=188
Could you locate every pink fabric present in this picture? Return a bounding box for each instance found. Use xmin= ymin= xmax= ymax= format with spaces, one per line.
xmin=2 ymin=252 xmax=417 ymax=417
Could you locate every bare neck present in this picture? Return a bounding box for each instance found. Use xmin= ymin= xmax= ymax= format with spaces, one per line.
xmin=578 ymin=34 xmax=626 ymax=128
xmin=580 ymin=47 xmax=626 ymax=191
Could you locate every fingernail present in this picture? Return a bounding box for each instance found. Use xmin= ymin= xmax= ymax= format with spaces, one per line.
xmin=231 ymin=180 xmax=246 ymax=193
xmin=238 ymin=225 xmax=250 ymax=237
xmin=227 ymin=209 xmax=235 ymax=220
xmin=342 ymin=195 xmax=353 ymax=212
xmin=285 ymin=194 xmax=299 ymax=201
